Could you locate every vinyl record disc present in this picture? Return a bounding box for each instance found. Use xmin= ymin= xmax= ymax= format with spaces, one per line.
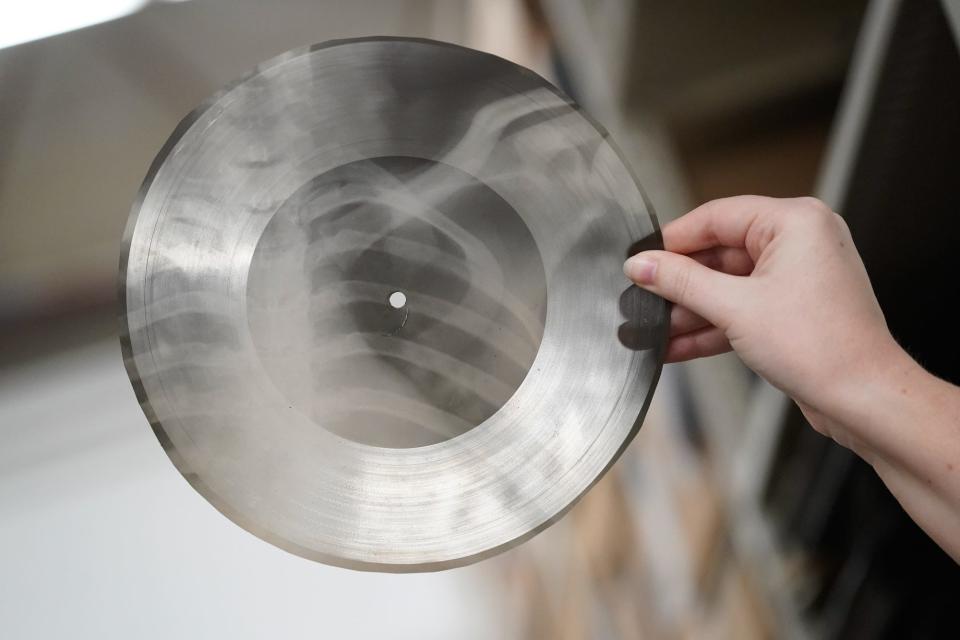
xmin=119 ymin=37 xmax=667 ymax=571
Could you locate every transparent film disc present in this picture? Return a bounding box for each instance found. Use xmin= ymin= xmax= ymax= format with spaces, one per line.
xmin=119 ymin=37 xmax=667 ymax=571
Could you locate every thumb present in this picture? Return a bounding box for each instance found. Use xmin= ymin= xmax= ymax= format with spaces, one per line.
xmin=624 ymin=250 xmax=741 ymax=329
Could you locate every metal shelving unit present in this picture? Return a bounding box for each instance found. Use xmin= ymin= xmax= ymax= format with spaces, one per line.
xmin=538 ymin=1 xmax=960 ymax=637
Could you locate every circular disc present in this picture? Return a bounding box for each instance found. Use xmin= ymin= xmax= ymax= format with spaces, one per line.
xmin=119 ymin=37 xmax=667 ymax=571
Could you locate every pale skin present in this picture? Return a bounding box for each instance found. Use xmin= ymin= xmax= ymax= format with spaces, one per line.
xmin=623 ymin=195 xmax=960 ymax=563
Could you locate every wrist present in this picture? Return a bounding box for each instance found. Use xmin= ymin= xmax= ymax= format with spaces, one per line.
xmin=820 ymin=338 xmax=930 ymax=463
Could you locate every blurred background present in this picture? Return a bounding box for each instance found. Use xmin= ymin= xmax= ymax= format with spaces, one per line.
xmin=2 ymin=0 xmax=959 ymax=638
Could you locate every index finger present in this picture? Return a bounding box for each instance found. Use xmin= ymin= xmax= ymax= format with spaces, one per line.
xmin=663 ymin=195 xmax=778 ymax=255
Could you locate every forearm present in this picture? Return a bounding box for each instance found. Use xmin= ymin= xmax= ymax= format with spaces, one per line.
xmin=825 ymin=347 xmax=960 ymax=562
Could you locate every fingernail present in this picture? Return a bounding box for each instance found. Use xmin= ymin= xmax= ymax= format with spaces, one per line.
xmin=623 ymin=256 xmax=657 ymax=284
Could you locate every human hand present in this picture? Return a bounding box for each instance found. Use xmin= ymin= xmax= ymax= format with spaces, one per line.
xmin=627 ymin=195 xmax=960 ymax=562
xmin=623 ymin=196 xmax=905 ymax=430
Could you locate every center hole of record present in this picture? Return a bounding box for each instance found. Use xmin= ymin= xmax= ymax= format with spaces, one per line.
xmin=246 ymin=156 xmax=547 ymax=449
